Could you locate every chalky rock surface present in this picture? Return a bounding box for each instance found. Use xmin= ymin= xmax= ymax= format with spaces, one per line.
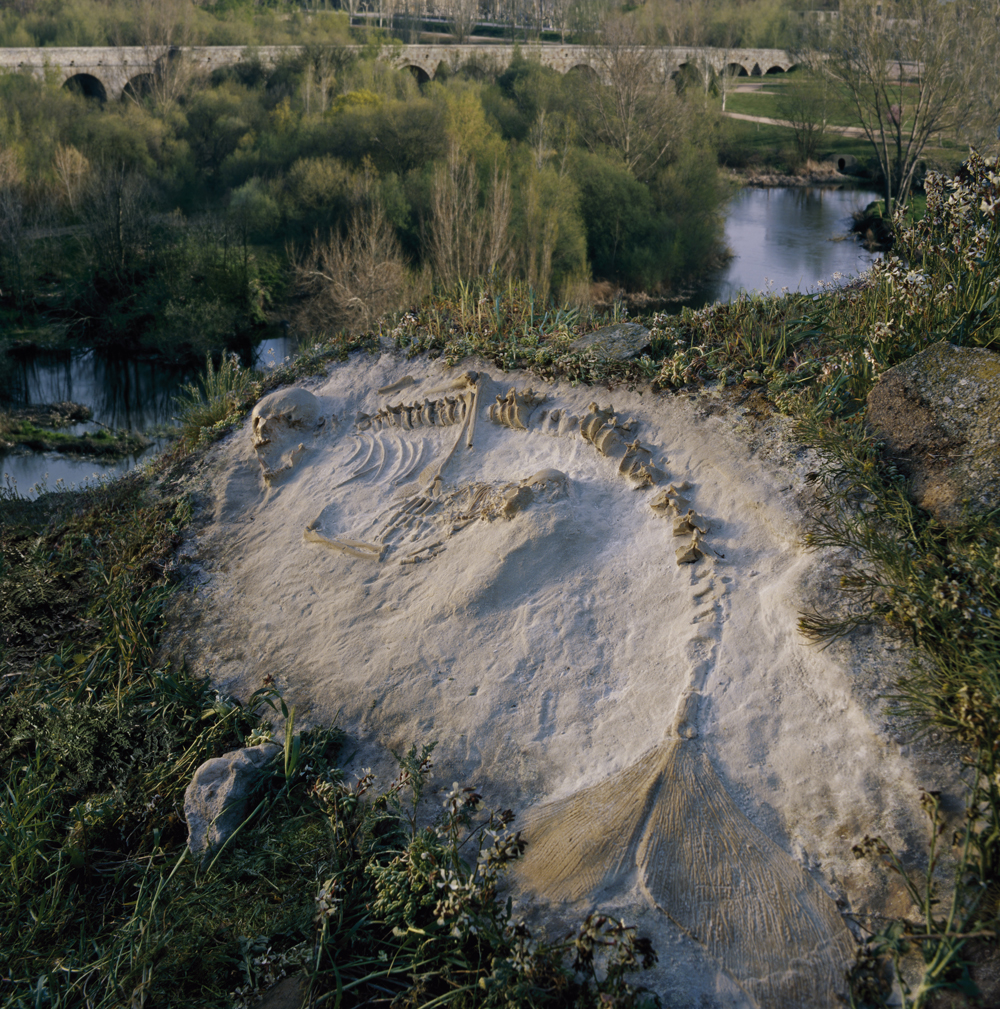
xmin=168 ymin=353 xmax=960 ymax=1008
xmin=866 ymin=341 xmax=1000 ymax=523
xmin=568 ymin=322 xmax=651 ymax=361
xmin=184 ymin=743 xmax=279 ymax=861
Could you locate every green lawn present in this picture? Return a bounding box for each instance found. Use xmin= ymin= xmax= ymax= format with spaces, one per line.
xmin=724 ymin=75 xmax=975 ymax=148
xmin=718 ymin=108 xmax=967 ymax=179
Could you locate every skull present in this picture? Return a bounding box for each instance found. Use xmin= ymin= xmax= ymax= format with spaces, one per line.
xmin=250 ymin=388 xmax=321 ymax=484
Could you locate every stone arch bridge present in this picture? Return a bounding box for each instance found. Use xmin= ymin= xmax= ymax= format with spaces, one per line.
xmin=0 ymin=43 xmax=796 ymax=100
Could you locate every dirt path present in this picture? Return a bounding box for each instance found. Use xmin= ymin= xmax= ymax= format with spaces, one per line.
xmin=723 ymin=110 xmax=869 ymax=138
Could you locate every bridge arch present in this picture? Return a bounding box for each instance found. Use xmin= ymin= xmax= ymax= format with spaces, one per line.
xmin=671 ymin=62 xmax=702 ymax=93
xmin=402 ymin=63 xmax=431 ymax=84
xmin=565 ymin=62 xmax=598 ymax=79
xmin=725 ymin=62 xmax=749 ymax=78
xmin=122 ymin=72 xmax=156 ymax=102
xmin=63 ymin=72 xmax=107 ymax=101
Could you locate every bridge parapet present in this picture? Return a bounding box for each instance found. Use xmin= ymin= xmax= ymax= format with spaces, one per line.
xmin=0 ymin=43 xmax=796 ymax=99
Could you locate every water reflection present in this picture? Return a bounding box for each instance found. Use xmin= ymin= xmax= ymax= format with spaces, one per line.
xmin=685 ymin=185 xmax=881 ymax=307
xmin=1 ymin=349 xmax=195 ymax=431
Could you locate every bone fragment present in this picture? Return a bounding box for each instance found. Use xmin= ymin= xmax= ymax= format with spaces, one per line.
xmin=629 ymin=462 xmax=667 ymax=489
xmin=466 ymin=379 xmax=480 ymax=449
xmin=675 ymin=533 xmax=704 ymax=565
xmin=501 ymin=484 xmax=534 ymax=519
xmin=303 ymin=524 xmax=385 ymax=560
xmin=673 ymin=510 xmax=709 ymax=537
xmin=489 ymin=386 xmax=545 ymax=431
xmin=421 ymin=371 xmax=478 ymax=397
xmin=378 ymin=376 xmax=417 ymax=396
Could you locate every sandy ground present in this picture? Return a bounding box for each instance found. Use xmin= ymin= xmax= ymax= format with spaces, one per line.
xmin=164 ymin=350 xmax=963 ymax=1008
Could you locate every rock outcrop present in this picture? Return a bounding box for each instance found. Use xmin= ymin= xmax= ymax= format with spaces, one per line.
xmin=866 ymin=341 xmax=1000 ymax=524
xmin=184 ymin=743 xmax=279 ymax=862
xmin=568 ymin=322 xmax=651 ymax=362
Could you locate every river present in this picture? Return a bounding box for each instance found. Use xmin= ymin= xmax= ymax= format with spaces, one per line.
xmin=1 ymin=185 xmax=880 ymax=497
xmin=686 ymin=184 xmax=881 ymax=307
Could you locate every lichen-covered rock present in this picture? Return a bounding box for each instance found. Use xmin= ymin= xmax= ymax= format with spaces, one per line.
xmin=866 ymin=341 xmax=1000 ymax=524
xmin=569 ymin=323 xmax=651 ymax=362
xmin=184 ymin=743 xmax=279 ymax=862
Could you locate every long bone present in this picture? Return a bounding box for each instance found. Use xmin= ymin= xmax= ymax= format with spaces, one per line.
xmin=302 ymin=523 xmax=385 ymax=560
xmin=378 ymin=375 xmax=417 ymax=396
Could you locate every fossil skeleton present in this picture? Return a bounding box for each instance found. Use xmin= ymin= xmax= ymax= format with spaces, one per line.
xmin=275 ymin=371 xmax=853 ymax=1005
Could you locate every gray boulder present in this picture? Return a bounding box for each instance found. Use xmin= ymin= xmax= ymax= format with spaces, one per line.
xmin=569 ymin=323 xmax=651 ymax=362
xmin=865 ymin=341 xmax=1000 ymax=524
xmin=184 ymin=743 xmax=279 ymax=862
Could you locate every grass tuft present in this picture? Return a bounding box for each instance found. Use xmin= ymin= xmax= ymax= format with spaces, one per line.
xmin=174 ymin=353 xmax=263 ymax=450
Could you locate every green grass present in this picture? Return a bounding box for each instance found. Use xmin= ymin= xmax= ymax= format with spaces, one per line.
xmin=716 ymin=115 xmax=876 ymax=171
xmin=173 ymin=353 xmax=265 ymax=450
xmin=0 ymin=418 xmax=148 ymax=457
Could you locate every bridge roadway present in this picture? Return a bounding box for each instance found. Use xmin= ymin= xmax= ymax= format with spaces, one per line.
xmin=0 ymin=43 xmax=796 ymax=99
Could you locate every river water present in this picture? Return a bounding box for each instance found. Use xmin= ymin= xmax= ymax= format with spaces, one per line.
xmin=1 ymin=185 xmax=880 ymax=497
xmin=687 ymin=184 xmax=881 ymax=306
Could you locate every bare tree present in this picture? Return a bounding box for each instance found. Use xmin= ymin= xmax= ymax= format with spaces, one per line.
xmin=116 ymin=0 xmax=200 ymax=112
xmin=425 ymin=148 xmax=513 ymax=287
xmin=450 ymin=0 xmax=480 ymax=43
xmin=0 ymin=185 xmax=31 ymax=307
xmin=293 ymin=201 xmax=410 ymax=334
xmin=53 ymin=145 xmax=91 ymax=214
xmin=584 ymin=18 xmax=687 ymax=178
xmin=80 ymin=168 xmax=154 ymax=290
xmin=301 ymin=44 xmax=356 ymax=115
xmin=775 ymin=65 xmax=831 ymax=164
xmin=831 ymin=0 xmax=997 ymax=216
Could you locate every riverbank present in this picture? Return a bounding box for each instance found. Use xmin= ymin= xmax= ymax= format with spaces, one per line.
xmin=0 ymin=402 xmax=149 ymax=458
xmin=724 ymin=160 xmax=860 ymax=188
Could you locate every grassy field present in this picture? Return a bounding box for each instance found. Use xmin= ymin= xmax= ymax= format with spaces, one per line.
xmin=717 ymin=115 xmax=874 ymax=172
xmin=722 ymin=73 xmax=971 ymax=177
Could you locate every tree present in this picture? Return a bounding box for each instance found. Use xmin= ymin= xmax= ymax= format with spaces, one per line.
xmin=774 ymin=66 xmax=830 ymax=164
xmin=80 ymin=168 xmax=155 ymax=292
xmin=293 ymin=200 xmax=411 ymax=333
xmin=425 ymin=147 xmax=513 ymax=287
xmin=831 ymin=0 xmax=997 ymax=217
xmin=116 ymin=0 xmax=200 ymax=112
xmin=450 ymin=0 xmax=480 ymax=43
xmin=582 ymin=18 xmax=688 ymax=178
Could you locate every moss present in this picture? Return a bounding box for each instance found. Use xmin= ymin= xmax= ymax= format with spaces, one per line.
xmin=0 ymin=418 xmax=149 ymax=457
